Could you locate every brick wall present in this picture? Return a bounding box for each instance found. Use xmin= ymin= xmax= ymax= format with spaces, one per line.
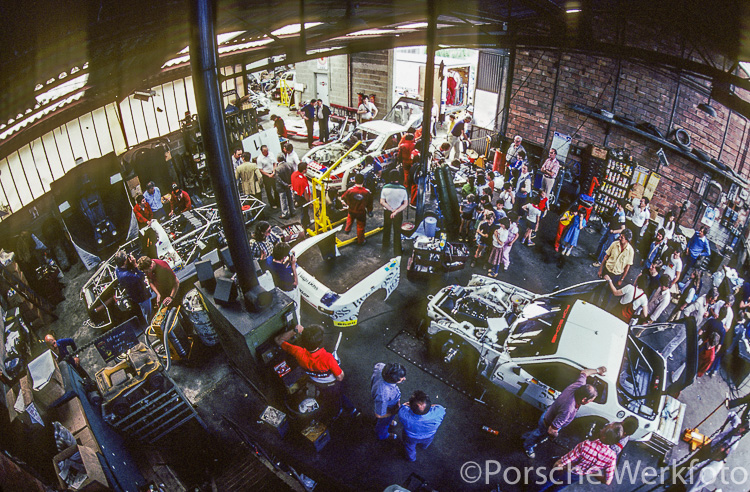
xmin=350 ymin=50 xmax=392 ymax=116
xmin=504 ymin=47 xmax=750 ymax=232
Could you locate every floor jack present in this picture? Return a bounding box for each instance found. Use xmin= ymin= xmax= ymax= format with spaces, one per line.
xmin=308 ymin=140 xmax=382 ymax=248
xmin=682 ymin=399 xmax=727 ymax=451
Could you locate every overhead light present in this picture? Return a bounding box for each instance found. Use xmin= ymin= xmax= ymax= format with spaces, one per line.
xmin=698 ymin=102 xmax=717 ymax=117
xmin=271 ymin=22 xmax=323 ymax=36
xmin=397 ymin=22 xmax=428 ymax=29
xmin=566 ymin=1 xmax=581 ymax=13
xmin=133 ymin=90 xmax=157 ymax=102
xmin=656 ymin=148 xmax=669 ymax=167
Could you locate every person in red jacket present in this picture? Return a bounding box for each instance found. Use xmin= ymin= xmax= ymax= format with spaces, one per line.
xmin=398 ymin=133 xmax=419 ymax=205
xmin=291 ymin=162 xmax=312 ymax=231
xmin=169 ymin=183 xmax=192 ymax=217
xmin=133 ymin=193 xmax=153 ymax=228
xmin=341 ymin=173 xmax=373 ymax=244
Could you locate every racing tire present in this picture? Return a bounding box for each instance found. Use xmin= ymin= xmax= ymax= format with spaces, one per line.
xmin=669 ymin=128 xmax=692 ymax=151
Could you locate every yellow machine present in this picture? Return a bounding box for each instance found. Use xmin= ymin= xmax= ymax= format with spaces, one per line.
xmin=278 ymin=78 xmax=293 ymax=108
xmin=308 ymin=140 xmax=382 ymax=247
xmin=146 ymin=305 xmax=193 ymax=363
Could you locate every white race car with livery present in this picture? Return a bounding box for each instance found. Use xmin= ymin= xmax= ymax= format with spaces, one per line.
xmin=302 ymin=97 xmax=423 ymax=191
xmin=425 ymin=275 xmax=697 ymax=449
xmin=291 ymin=226 xmax=400 ymax=327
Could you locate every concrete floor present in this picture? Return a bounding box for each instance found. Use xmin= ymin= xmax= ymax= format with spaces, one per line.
xmin=38 ymin=105 xmax=750 ymax=491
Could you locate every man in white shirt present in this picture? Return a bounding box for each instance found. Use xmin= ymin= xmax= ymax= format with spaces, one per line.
xmin=380 ymin=170 xmax=409 ymax=256
xmin=257 ymin=145 xmax=278 ymax=208
xmin=661 ymin=249 xmax=683 ymax=287
xmin=630 ymin=197 xmax=650 ymax=251
xmin=505 ymin=136 xmax=525 ymax=167
xmin=645 ymin=276 xmax=672 ymax=323
xmin=283 ymin=142 xmax=300 ymax=168
xmin=682 ymin=287 xmax=720 ymax=327
xmin=357 ymin=95 xmax=378 ymax=123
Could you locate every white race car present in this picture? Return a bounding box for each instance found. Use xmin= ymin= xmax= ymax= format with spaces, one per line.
xmin=291 ymin=226 xmax=400 ymax=327
xmin=426 ymin=275 xmax=697 ymax=446
xmin=302 ymin=97 xmax=424 ymax=191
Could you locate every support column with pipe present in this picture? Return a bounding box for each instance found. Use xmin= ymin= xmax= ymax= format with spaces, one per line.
xmin=189 ymin=0 xmax=270 ymax=311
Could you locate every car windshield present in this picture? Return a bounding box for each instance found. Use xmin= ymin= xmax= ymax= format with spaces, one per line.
xmin=383 ymin=98 xmax=424 ymax=129
xmin=505 ymin=301 xmax=571 ymax=358
xmin=616 ymin=335 xmax=663 ymax=420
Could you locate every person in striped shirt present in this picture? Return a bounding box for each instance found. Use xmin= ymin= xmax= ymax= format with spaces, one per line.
xmin=540 ymin=422 xmax=623 ymax=491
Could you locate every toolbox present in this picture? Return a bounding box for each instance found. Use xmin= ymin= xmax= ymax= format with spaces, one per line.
xmin=301 ymin=420 xmax=330 ymax=452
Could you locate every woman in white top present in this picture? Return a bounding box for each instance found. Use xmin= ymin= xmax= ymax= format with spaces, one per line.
xmin=520 ymin=196 xmax=542 ymax=246
xmin=498 ymin=182 xmax=515 ymax=212
xmin=603 ymin=274 xmax=650 ymax=324
xmin=488 ymin=217 xmax=510 ymax=277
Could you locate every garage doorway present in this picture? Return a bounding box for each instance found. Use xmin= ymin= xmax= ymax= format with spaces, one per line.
xmin=315 ymin=73 xmax=329 ymax=105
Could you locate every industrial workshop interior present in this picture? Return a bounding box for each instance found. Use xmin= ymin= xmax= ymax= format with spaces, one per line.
xmin=5 ymin=0 xmax=750 ymax=491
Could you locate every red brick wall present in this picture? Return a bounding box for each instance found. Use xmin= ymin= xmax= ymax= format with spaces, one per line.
xmin=505 ymin=48 xmax=749 ymax=227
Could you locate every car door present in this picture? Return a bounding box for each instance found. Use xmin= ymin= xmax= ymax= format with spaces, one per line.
xmin=515 ymin=361 xmax=581 ymax=411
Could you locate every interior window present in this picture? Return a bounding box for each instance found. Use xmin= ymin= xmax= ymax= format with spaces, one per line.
xmin=520 ymin=362 xmax=581 ymax=392
xmin=383 ymin=134 xmax=399 ymax=150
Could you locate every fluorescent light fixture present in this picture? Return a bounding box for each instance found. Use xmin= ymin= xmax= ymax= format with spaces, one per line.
xmin=271 ymin=22 xmax=323 ymax=36
xmin=346 ymin=28 xmax=396 ymax=36
xmin=1 ymin=90 xmax=86 ymax=141
xmin=58 ymin=201 xmax=70 ymax=213
xmin=177 ymin=30 xmax=246 ymax=54
xmin=307 ymin=46 xmax=343 ymax=55
xmin=566 ymin=8 xmax=581 ymax=13
xmin=397 ymin=22 xmax=428 ymax=29
xmin=35 ymin=73 xmax=89 ymax=105
xmin=219 ymin=38 xmax=272 ymax=53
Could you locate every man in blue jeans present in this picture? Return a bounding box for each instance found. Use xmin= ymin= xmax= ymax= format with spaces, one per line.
xmin=522 ymin=366 xmax=605 ymax=459
xmin=371 ymin=362 xmax=406 ymax=440
xmin=681 ymin=225 xmax=711 ymax=281
xmin=114 ymin=250 xmax=153 ymax=323
xmin=593 ymin=200 xmax=625 ymax=267
xmin=398 ymin=390 xmax=446 ymax=461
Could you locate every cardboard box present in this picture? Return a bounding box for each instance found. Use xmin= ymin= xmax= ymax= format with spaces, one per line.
xmin=6 ymin=375 xmax=34 ymax=426
xmin=56 ymin=397 xmax=90 ymax=435
xmin=29 ymin=350 xmax=66 ymax=409
xmin=53 ymin=445 xmax=109 ymax=491
xmin=73 ymin=426 xmax=101 ymax=454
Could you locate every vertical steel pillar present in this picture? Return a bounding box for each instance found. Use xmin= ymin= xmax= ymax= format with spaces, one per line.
xmin=189 ymin=0 xmax=269 ymax=309
xmin=416 ymin=0 xmax=438 ymax=220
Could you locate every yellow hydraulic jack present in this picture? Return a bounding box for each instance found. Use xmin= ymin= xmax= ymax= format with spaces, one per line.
xmin=278 ymin=78 xmax=293 ymax=109
xmin=308 ymin=140 xmax=382 ymax=248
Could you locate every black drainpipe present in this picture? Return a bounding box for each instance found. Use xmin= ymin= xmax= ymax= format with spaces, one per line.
xmin=189 ymin=0 xmax=270 ymax=310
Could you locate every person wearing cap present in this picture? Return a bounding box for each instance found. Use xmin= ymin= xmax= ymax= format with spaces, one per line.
xmin=362 ymin=155 xmax=382 ymax=196
xmin=143 ymin=181 xmax=166 ymax=221
xmin=169 ymin=183 xmax=192 ymax=216
xmin=371 ymin=362 xmax=407 ymax=440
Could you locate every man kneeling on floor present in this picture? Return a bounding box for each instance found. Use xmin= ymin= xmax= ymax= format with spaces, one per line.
xmin=275 ymin=324 xmax=359 ymax=418
xmin=398 ymin=390 xmax=446 ymax=461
